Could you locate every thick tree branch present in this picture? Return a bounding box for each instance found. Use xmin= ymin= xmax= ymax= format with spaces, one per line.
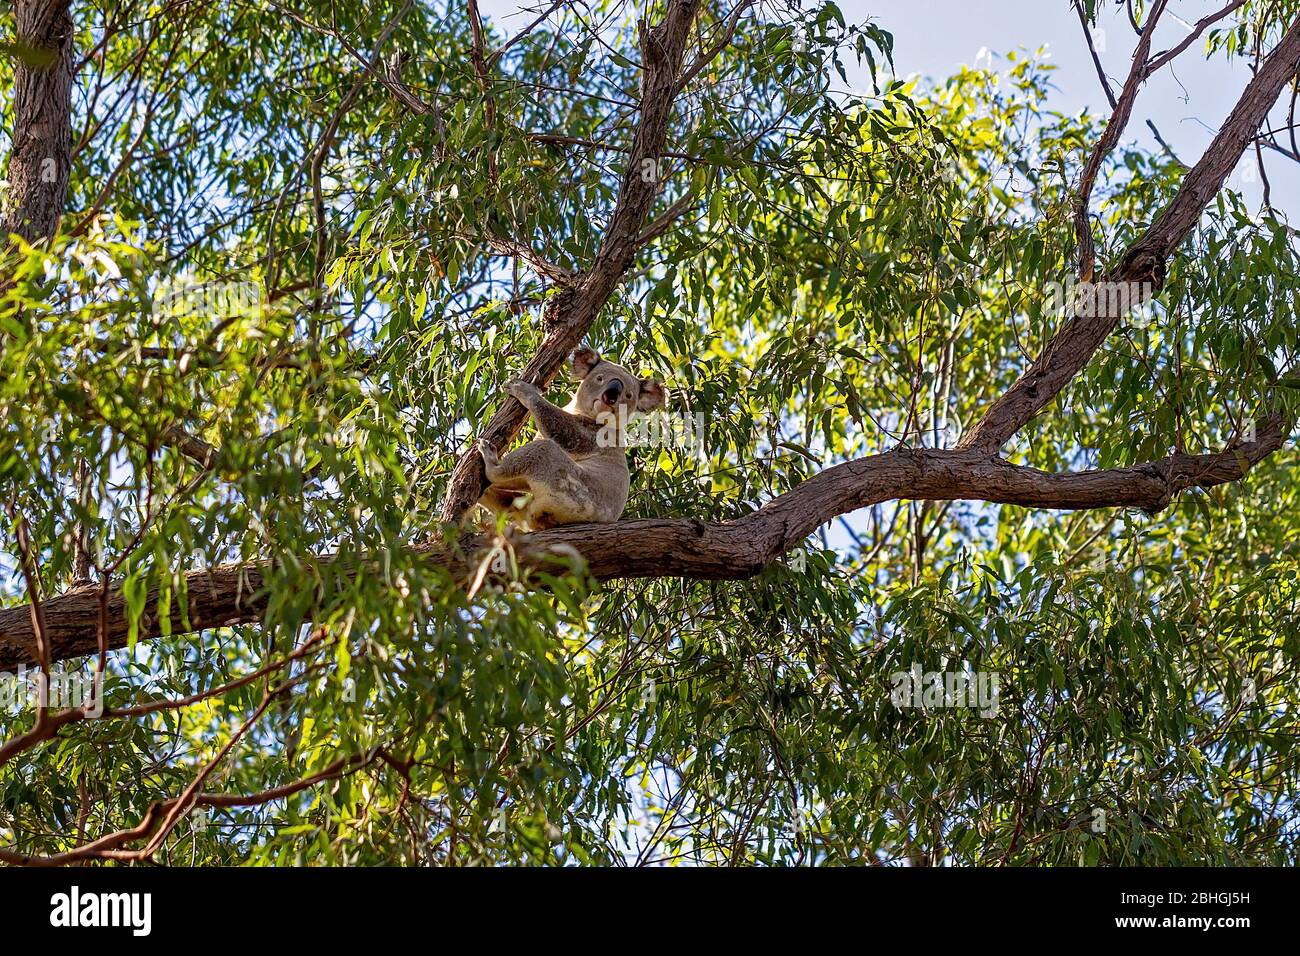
xmin=161 ymin=423 xmax=220 ymax=469
xmin=960 ymin=16 xmax=1300 ymax=455
xmin=2 ymin=422 xmax=1286 ymax=671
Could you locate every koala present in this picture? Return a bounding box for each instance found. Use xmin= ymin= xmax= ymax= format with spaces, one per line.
xmin=477 ymin=347 xmax=666 ymax=530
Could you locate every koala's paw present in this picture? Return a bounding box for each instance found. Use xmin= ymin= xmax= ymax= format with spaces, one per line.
xmin=504 ymin=379 xmax=541 ymax=404
xmin=477 ymin=440 xmax=500 ymax=471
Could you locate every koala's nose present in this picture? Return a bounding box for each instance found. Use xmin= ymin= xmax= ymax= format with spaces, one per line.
xmin=601 ymin=379 xmax=624 ymax=404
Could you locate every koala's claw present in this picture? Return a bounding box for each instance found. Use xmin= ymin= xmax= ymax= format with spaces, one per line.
xmin=504 ymin=379 xmax=539 ymax=403
xmin=477 ymin=440 xmax=500 ymax=470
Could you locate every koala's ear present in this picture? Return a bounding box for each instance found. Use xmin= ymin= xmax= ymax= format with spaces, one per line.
xmin=570 ymin=347 xmax=601 ymax=379
xmin=636 ymin=378 xmax=666 ymax=411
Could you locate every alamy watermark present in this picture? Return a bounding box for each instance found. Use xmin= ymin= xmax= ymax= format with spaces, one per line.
xmin=890 ymin=662 xmax=1000 ymax=717
xmin=596 ymin=406 xmax=708 ymax=460
xmin=151 ymin=277 xmax=262 ymax=321
xmin=0 ymin=665 xmax=104 ymax=717
xmin=1045 ymin=277 xmax=1157 ymax=327
xmin=50 ymin=886 xmax=151 ymax=936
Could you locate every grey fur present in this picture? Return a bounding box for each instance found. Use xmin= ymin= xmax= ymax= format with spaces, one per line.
xmin=477 ymin=349 xmax=666 ymax=530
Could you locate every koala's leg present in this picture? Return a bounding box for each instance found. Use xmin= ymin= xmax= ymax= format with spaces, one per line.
xmin=480 ymin=484 xmax=527 ymax=513
xmin=486 ymin=439 xmax=597 ymax=529
xmin=478 ymin=443 xmax=530 ymax=526
xmin=484 ymin=439 xmax=562 ymax=482
xmin=479 ymin=440 xmax=519 ymax=485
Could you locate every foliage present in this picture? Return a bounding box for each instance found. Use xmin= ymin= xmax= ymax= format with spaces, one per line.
xmin=0 ymin=0 xmax=1296 ymax=865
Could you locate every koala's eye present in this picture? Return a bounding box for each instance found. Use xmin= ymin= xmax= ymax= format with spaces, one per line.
xmin=594 ymin=375 xmax=604 ymax=383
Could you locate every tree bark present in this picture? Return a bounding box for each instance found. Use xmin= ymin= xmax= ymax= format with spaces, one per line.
xmin=3 ymin=0 xmax=74 ymax=243
xmin=0 ymin=424 xmax=1285 ymax=671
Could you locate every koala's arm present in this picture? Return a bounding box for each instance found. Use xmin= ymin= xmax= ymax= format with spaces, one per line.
xmin=506 ymin=380 xmax=600 ymax=455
